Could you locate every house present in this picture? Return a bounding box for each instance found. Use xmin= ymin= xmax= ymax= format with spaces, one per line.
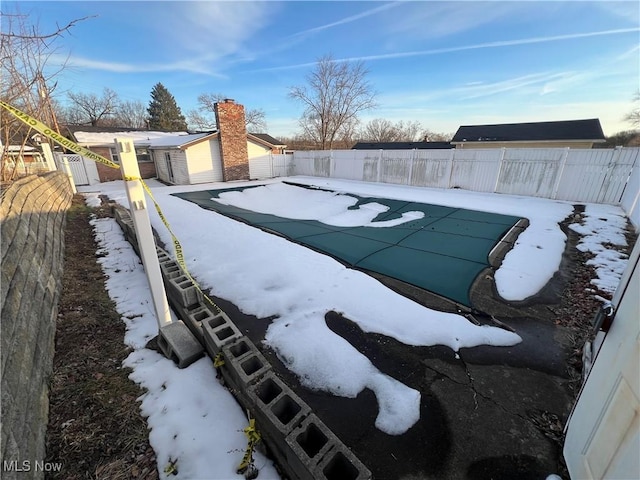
xmin=352 ymin=141 xmax=453 ymax=150
xmin=151 ymin=99 xmax=286 ymax=185
xmin=1 ymin=145 xmax=48 ymax=178
xmin=66 ymin=126 xmax=188 ymax=182
xmin=451 ymin=119 xmax=606 ymax=149
xmin=65 ymin=100 xmax=286 ymax=185
xmin=149 ymin=130 xmax=287 ymax=185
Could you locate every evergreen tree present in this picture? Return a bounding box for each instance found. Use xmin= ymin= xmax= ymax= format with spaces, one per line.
xmin=147 ymin=83 xmax=187 ymax=130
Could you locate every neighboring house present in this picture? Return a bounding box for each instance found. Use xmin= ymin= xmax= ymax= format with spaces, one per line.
xmin=66 ymin=126 xmax=188 ymax=182
xmin=451 ymin=119 xmax=606 ymax=149
xmin=352 ymin=141 xmax=453 ymax=150
xmin=1 ymin=145 xmax=49 ymax=178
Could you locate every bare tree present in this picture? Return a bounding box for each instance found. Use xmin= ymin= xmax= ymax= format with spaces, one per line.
xmin=1 ymin=7 xmax=89 ymax=180
xmin=116 ymin=100 xmax=148 ymax=129
xmin=187 ymin=109 xmax=216 ymax=131
xmin=289 ymin=54 xmax=376 ymax=150
xmin=359 ymin=119 xmax=424 ymax=142
xmin=66 ymin=87 xmax=120 ymax=126
xmin=422 ymin=129 xmax=453 ymax=142
xmin=360 ymin=118 xmax=398 ymax=142
xmin=624 ymin=90 xmax=640 ymax=128
xmin=187 ymin=92 xmax=267 ymax=132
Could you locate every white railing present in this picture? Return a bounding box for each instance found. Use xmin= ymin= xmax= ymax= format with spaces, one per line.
xmin=247 ymin=147 xmax=639 ymax=229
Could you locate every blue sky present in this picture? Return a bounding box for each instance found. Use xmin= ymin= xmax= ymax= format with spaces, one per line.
xmin=8 ymin=1 xmax=640 ymax=138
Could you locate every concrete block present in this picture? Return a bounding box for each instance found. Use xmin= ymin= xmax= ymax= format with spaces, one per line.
xmin=248 ymin=371 xmax=311 ymax=442
xmin=158 ymin=320 xmax=204 ymax=369
xmin=172 ymin=302 xmax=224 ymax=342
xmin=314 ymin=444 xmax=372 ymax=480
xmin=156 ymin=248 xmax=171 ymax=264
xmin=284 ymin=414 xmax=341 ymax=480
xmin=201 ymin=313 xmax=243 ymax=357
xmin=220 ymin=337 xmax=271 ymax=395
xmin=166 ymin=274 xmax=203 ymax=308
xmin=160 ymin=261 xmax=182 ymax=280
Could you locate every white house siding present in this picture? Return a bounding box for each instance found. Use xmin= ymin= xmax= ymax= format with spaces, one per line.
xmin=247 ymin=140 xmax=275 ymax=180
xmin=153 ymin=148 xmax=189 ymax=185
xmin=152 ymin=149 xmax=170 ymax=183
xmin=247 ymin=140 xmax=272 ymax=159
xmin=185 ymin=140 xmax=223 ymax=184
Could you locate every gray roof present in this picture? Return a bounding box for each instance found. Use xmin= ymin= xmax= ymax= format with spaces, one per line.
xmin=451 ymin=119 xmax=606 ymax=144
xmin=249 ymin=133 xmax=286 ymax=146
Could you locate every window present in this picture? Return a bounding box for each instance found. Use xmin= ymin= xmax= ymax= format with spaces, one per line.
xmin=136 ymin=148 xmax=151 ymax=162
xmin=109 ymin=147 xmax=151 ymax=163
xmin=110 ymin=147 xmax=120 ymax=163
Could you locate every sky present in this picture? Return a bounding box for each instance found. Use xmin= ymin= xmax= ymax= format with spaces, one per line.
xmin=7 ymin=1 xmax=640 ymax=138
xmin=80 ymin=176 xmax=631 ymax=479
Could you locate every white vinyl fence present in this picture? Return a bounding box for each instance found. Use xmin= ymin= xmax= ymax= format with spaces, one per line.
xmin=248 ymin=147 xmax=640 ymax=229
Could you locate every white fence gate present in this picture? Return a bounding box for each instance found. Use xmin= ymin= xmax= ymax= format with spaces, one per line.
xmin=249 ymin=153 xmax=294 ymax=179
xmin=55 ymin=154 xmax=90 ymax=185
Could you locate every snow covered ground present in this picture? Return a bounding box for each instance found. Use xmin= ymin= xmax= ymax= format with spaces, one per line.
xmin=80 ymin=177 xmax=632 ymax=480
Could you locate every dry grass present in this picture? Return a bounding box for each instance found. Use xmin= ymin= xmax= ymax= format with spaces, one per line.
xmin=45 ymin=196 xmax=157 ymax=480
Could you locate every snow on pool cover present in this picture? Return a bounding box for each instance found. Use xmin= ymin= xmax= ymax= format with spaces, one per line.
xmin=172 ymin=183 xmax=524 ymax=307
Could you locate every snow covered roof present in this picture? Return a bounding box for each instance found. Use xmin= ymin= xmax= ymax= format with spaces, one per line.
xmin=72 ymin=130 xmax=189 ymax=146
xmin=143 ymin=132 xmax=218 ymax=149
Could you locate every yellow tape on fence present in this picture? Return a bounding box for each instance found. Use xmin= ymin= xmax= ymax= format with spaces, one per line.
xmin=1 ymin=100 xmax=120 ymax=169
xmin=1 ymin=100 xmax=219 ymax=311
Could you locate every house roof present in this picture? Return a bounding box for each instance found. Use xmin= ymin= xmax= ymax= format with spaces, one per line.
xmin=352 ymin=141 xmax=453 ymax=150
xmin=70 ymin=128 xmax=189 ymax=146
xmin=68 ymin=126 xmax=286 ymax=149
xmin=248 ymin=133 xmax=286 ymax=147
xmin=144 ymin=132 xmax=217 ymax=149
xmin=451 ymin=119 xmax=606 ymax=144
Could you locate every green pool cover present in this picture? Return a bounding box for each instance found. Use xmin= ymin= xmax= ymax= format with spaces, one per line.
xmin=173 ymin=185 xmax=523 ymax=307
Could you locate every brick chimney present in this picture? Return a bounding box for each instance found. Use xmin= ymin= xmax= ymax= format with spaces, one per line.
xmin=214 ymin=99 xmax=249 ymax=181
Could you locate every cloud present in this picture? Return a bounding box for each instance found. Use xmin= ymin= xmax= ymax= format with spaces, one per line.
xmin=384 ymin=1 xmax=525 ymax=40
xmin=289 ymin=2 xmax=402 ymax=38
xmin=52 ymin=53 xmax=227 ymax=77
xmin=255 ymin=27 xmax=640 ymax=72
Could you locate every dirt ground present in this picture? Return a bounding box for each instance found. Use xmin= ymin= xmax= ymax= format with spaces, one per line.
xmin=45 ymin=196 xmax=157 ymax=480
xmin=45 ymin=195 xmax=636 ymax=479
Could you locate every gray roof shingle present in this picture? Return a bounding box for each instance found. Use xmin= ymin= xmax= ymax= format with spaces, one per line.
xmin=451 ymin=119 xmax=605 ymax=143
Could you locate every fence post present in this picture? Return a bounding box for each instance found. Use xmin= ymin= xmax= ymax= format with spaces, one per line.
xmin=116 ymin=138 xmax=172 ymax=330
xmin=493 ymin=148 xmax=507 ymax=193
xmin=407 ymin=149 xmax=416 ymax=186
xmin=377 ymin=150 xmax=382 ymax=183
xmin=269 ymin=152 xmax=274 ymax=178
xmin=551 ymin=147 xmax=570 ymax=199
xmin=447 ymin=148 xmax=456 ymax=189
xmin=59 ymin=156 xmax=77 ymax=194
xmin=40 ymin=142 xmax=57 ymax=172
xmin=597 ymin=146 xmax=623 ymax=203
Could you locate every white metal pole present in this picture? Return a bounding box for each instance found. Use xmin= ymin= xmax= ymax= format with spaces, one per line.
xmin=116 ymin=138 xmax=172 ymax=329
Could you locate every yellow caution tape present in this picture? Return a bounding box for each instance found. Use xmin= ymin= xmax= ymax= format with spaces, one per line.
xmin=237 ymin=418 xmax=261 ymax=475
xmin=213 ymin=352 xmax=225 ymax=368
xmin=1 ymin=100 xmax=120 ymax=169
xmin=1 ymin=101 xmax=219 ymax=311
